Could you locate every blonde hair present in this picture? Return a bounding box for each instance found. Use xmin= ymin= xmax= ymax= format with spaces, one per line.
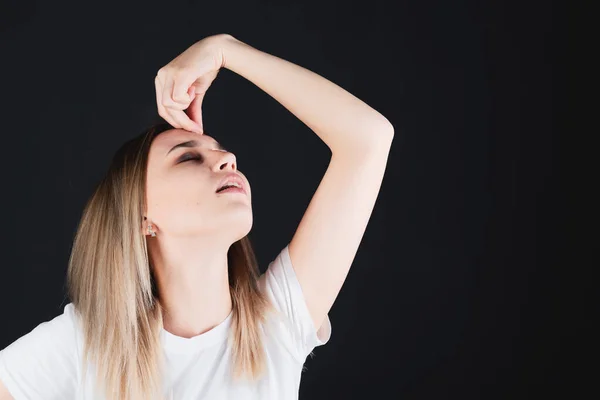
xmin=66 ymin=121 xmax=274 ymax=399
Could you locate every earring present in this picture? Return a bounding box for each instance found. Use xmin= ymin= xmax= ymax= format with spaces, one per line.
xmin=147 ymin=223 xmax=156 ymax=237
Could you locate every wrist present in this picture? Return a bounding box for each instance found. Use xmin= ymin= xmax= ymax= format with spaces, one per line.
xmin=218 ymin=35 xmax=247 ymax=70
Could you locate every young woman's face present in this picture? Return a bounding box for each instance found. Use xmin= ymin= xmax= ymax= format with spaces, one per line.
xmin=145 ymin=128 xmax=252 ymax=241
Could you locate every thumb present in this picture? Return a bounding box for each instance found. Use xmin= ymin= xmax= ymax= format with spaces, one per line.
xmin=187 ymin=93 xmax=205 ymax=132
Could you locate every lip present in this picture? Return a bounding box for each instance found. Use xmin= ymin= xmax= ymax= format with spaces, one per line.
xmin=216 ymin=187 xmax=246 ymax=195
xmin=215 ymin=172 xmax=247 ymax=195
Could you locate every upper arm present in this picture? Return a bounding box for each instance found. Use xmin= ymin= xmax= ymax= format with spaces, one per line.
xmin=288 ymin=131 xmax=394 ymax=331
xmin=0 ymin=379 xmax=15 ymax=400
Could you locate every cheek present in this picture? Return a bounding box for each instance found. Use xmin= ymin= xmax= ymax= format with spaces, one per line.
xmin=153 ymin=181 xmax=219 ymax=227
xmin=163 ymin=182 xmax=212 ymax=209
xmin=159 ymin=170 xmax=212 ymax=201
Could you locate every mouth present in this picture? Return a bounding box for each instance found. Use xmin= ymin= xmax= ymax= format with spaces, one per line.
xmin=216 ymin=186 xmax=247 ymax=195
xmin=216 ymin=173 xmax=247 ymax=195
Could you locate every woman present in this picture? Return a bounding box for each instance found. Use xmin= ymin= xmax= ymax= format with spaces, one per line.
xmin=0 ymin=34 xmax=394 ymax=399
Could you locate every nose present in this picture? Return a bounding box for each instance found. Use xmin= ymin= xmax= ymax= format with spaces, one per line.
xmin=212 ymin=150 xmax=237 ymax=172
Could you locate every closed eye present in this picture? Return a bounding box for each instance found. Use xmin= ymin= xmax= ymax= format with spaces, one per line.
xmin=176 ymin=148 xmax=229 ymax=164
xmin=177 ymin=153 xmax=203 ymax=163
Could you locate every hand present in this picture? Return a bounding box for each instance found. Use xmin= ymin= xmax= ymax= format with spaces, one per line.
xmin=154 ymin=34 xmax=232 ymax=134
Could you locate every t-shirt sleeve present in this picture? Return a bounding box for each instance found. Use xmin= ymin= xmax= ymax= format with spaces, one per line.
xmin=259 ymin=244 xmax=332 ymax=362
xmin=0 ymin=303 xmax=79 ymax=399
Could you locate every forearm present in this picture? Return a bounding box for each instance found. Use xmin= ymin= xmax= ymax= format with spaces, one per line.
xmin=219 ymin=35 xmax=394 ymax=156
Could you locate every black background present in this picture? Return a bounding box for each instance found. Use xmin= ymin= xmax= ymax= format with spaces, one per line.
xmin=0 ymin=0 xmax=570 ymax=399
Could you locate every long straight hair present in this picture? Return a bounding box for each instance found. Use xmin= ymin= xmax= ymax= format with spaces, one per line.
xmin=66 ymin=121 xmax=274 ymax=399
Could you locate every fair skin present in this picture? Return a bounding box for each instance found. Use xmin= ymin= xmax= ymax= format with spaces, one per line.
xmin=0 ymin=125 xmax=251 ymax=400
xmin=154 ymin=34 xmax=394 ymax=333
xmin=144 ymin=128 xmax=252 ymax=338
xmin=0 ymin=33 xmax=393 ymax=398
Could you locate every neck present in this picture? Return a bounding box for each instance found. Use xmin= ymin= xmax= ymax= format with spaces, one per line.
xmin=150 ymin=234 xmax=233 ymax=339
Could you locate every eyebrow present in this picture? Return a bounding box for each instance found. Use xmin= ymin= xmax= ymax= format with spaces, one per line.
xmin=166 ymin=139 xmax=227 ymax=157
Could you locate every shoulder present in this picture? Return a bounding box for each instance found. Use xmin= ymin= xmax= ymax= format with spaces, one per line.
xmin=0 ymin=302 xmax=80 ymax=399
xmin=3 ymin=302 xmax=79 ymax=348
xmin=0 ymin=302 xmax=81 ymax=361
xmin=27 ymin=302 xmax=80 ymax=343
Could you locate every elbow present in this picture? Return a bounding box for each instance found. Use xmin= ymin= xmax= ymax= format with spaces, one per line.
xmin=369 ymin=122 xmax=395 ymax=151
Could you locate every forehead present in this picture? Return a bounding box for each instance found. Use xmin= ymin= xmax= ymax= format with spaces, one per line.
xmin=152 ymin=129 xmax=219 ymax=153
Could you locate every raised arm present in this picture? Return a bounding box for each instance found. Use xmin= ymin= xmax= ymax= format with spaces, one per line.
xmin=221 ymin=35 xmax=394 ymax=331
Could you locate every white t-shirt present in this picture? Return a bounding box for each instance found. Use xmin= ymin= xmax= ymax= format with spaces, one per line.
xmin=0 ymin=244 xmax=332 ymax=399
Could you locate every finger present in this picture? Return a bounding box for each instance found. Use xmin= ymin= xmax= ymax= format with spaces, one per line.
xmin=162 ymin=76 xmax=182 ymax=109
xmin=185 ymin=108 xmax=203 ymax=134
xmin=188 ymin=86 xmax=196 ymax=101
xmin=156 ymin=73 xmax=202 ymax=133
xmin=168 ymin=108 xmax=203 ymax=134
xmin=187 ymin=92 xmax=205 ymax=128
xmin=165 ymin=101 xmax=202 ymax=133
xmin=172 ymin=73 xmax=197 ymax=104
xmin=162 ymin=92 xmax=200 ymax=131
xmin=162 ymin=82 xmax=196 ymax=112
xmin=155 ymin=75 xmax=179 ymax=128
xmin=164 ymin=101 xmax=188 ymax=111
